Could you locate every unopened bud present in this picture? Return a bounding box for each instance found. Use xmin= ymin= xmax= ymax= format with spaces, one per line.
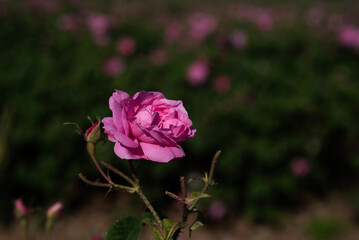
xmin=46 ymin=202 xmax=63 ymax=232
xmin=14 ymin=199 xmax=27 ymax=219
xmin=84 ymin=121 xmax=101 ymax=144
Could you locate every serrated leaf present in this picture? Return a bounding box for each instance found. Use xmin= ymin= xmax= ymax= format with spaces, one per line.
xmin=141 ymin=212 xmax=163 ymax=240
xmin=186 ymin=192 xmax=211 ymax=207
xmin=105 ymin=216 xmax=142 ymax=240
xmin=162 ymin=219 xmax=186 ymax=240
xmin=190 ymin=220 xmax=204 ymax=231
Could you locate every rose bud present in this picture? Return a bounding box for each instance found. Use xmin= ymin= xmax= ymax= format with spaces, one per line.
xmin=45 ymin=202 xmax=63 ymax=232
xmin=85 ymin=121 xmax=102 ymax=144
xmin=14 ymin=199 xmax=27 ymax=219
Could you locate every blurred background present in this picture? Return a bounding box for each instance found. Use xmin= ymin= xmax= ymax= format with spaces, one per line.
xmin=1 ymin=0 xmax=359 ymax=239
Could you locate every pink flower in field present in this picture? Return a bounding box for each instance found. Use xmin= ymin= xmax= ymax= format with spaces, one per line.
xmin=164 ymin=23 xmax=183 ymax=44
xmin=338 ymin=25 xmax=359 ymax=49
xmin=57 ymin=14 xmax=78 ymax=31
xmin=208 ymin=200 xmax=227 ymax=222
xmin=102 ymin=57 xmax=125 ymax=77
xmin=291 ymin=157 xmax=310 ymax=177
xmin=46 ymin=202 xmax=63 ymax=219
xmin=116 ymin=36 xmax=136 ymax=57
xmin=213 ymin=75 xmax=231 ymax=93
xmin=304 ymin=7 xmax=324 ymax=27
xmin=149 ymin=49 xmax=167 ymax=66
xmin=14 ymin=199 xmax=27 ymax=218
xmin=188 ymin=12 xmax=217 ymax=42
xmin=102 ymin=90 xmax=196 ymax=162
xmin=229 ymin=30 xmax=248 ymax=50
xmin=186 ymin=60 xmax=210 ymax=86
xmin=86 ymin=13 xmax=110 ymax=46
xmin=254 ymin=10 xmax=274 ymax=32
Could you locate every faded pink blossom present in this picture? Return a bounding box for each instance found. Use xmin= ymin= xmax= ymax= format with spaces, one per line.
xmin=291 ymin=157 xmax=310 ymax=177
xmin=229 ymin=30 xmax=248 ymax=50
xmin=213 ymin=75 xmax=231 ymax=93
xmin=46 ymin=202 xmax=63 ymax=219
xmin=102 ymin=57 xmax=125 ymax=77
xmin=92 ymin=236 xmax=101 ymax=240
xmin=102 ymin=90 xmax=196 ymax=163
xmin=338 ymin=25 xmax=359 ymax=49
xmin=57 ymin=14 xmax=78 ymax=31
xmin=149 ymin=49 xmax=167 ymax=66
xmin=164 ymin=23 xmax=183 ymax=44
xmin=14 ymin=199 xmax=27 ymax=218
xmin=208 ymin=200 xmax=227 ymax=221
xmin=86 ymin=13 xmax=110 ymax=46
xmin=186 ymin=60 xmax=210 ymax=86
xmin=116 ymin=36 xmax=136 ymax=57
xmin=254 ymin=10 xmax=274 ymax=32
xmin=304 ymin=7 xmax=324 ymax=27
xmin=188 ymin=13 xmax=217 ymax=42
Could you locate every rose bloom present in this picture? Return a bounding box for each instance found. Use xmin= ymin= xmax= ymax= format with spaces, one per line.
xmin=213 ymin=75 xmax=231 ymax=93
xmin=188 ymin=12 xmax=217 ymax=42
xmin=116 ymin=36 xmax=136 ymax=57
xmin=291 ymin=157 xmax=310 ymax=177
xmin=338 ymin=25 xmax=359 ymax=49
xmin=102 ymin=90 xmax=196 ymax=162
xmin=186 ymin=60 xmax=210 ymax=86
xmin=102 ymin=57 xmax=125 ymax=77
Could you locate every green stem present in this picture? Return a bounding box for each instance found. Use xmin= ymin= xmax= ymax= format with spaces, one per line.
xmin=87 ymin=146 xmax=113 ymax=184
xmin=101 ymin=161 xmax=135 ymax=186
xmin=136 ymin=187 xmax=162 ymax=228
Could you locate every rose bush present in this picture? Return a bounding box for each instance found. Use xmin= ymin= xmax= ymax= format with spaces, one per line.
xmin=102 ymin=90 xmax=196 ymax=162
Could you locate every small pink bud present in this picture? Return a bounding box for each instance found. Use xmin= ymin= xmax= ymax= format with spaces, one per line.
xmin=186 ymin=60 xmax=210 ymax=86
xmin=208 ymin=200 xmax=227 ymax=222
xmin=92 ymin=236 xmax=101 ymax=240
xmin=116 ymin=36 xmax=136 ymax=57
xmin=14 ymin=199 xmax=27 ymax=218
xmin=85 ymin=121 xmax=101 ymax=144
xmin=46 ymin=202 xmax=63 ymax=220
xmin=291 ymin=157 xmax=310 ymax=177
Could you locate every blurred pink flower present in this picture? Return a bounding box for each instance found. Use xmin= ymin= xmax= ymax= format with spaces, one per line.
xmin=86 ymin=13 xmax=110 ymax=46
xmin=188 ymin=13 xmax=217 ymax=42
xmin=57 ymin=14 xmax=78 ymax=31
xmin=186 ymin=60 xmax=210 ymax=86
xmin=338 ymin=25 xmax=359 ymax=49
xmin=92 ymin=236 xmax=101 ymax=240
xmin=291 ymin=157 xmax=310 ymax=177
xmin=149 ymin=49 xmax=167 ymax=66
xmin=229 ymin=30 xmax=248 ymax=50
xmin=116 ymin=36 xmax=136 ymax=56
xmin=304 ymin=7 xmax=325 ymax=27
xmin=102 ymin=57 xmax=125 ymax=77
xmin=208 ymin=200 xmax=227 ymax=222
xmin=213 ymin=75 xmax=231 ymax=93
xmin=46 ymin=202 xmax=63 ymax=219
xmin=14 ymin=199 xmax=27 ymax=218
xmin=164 ymin=23 xmax=183 ymax=44
xmin=254 ymin=10 xmax=274 ymax=32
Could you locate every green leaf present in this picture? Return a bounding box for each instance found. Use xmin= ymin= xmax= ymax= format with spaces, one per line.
xmin=141 ymin=211 xmax=162 ymax=240
xmin=162 ymin=219 xmax=186 ymax=240
xmin=105 ymin=216 xmax=142 ymax=240
xmin=190 ymin=220 xmax=204 ymax=231
xmin=186 ymin=192 xmax=211 ymax=207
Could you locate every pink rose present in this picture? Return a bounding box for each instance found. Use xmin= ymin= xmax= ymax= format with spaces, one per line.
xmin=116 ymin=36 xmax=136 ymax=57
xmin=46 ymin=202 xmax=63 ymax=219
xmin=102 ymin=57 xmax=125 ymax=77
xmin=102 ymin=90 xmax=196 ymax=163
xmin=14 ymin=199 xmax=27 ymax=218
xmin=186 ymin=60 xmax=210 ymax=86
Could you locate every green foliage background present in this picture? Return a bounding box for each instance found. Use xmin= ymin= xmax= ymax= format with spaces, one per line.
xmin=1 ymin=0 xmax=359 ymax=224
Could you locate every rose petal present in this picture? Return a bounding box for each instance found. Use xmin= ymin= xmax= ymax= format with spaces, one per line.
xmin=140 ymin=142 xmax=184 ymax=162
xmin=114 ymin=142 xmax=145 ymax=160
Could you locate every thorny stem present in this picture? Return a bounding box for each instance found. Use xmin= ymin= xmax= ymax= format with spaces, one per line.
xmin=79 ymin=173 xmax=135 ymax=192
xmin=101 ymin=161 xmax=135 ymax=186
xmin=180 ymin=176 xmax=187 ymax=222
xmin=127 ymin=159 xmax=137 ymax=180
xmin=87 ymin=144 xmax=113 ymax=184
xmin=101 ymin=161 xmax=162 ymax=228
xmin=177 ymin=150 xmax=221 ymax=240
